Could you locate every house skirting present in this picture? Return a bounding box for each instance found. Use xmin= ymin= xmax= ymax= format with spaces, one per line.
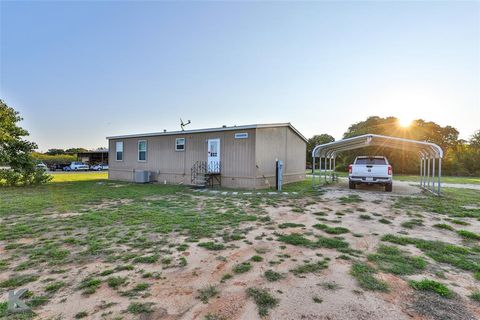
xmin=108 ymin=169 xmax=305 ymax=189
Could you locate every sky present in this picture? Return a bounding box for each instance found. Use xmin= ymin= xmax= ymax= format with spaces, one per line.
xmin=1 ymin=1 xmax=479 ymax=151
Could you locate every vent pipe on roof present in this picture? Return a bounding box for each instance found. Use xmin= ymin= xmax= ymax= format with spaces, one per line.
xmin=163 ymin=129 xmax=166 ymax=132
xmin=222 ymin=125 xmax=227 ymax=128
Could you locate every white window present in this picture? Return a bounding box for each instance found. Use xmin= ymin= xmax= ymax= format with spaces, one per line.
xmin=115 ymin=141 xmax=123 ymax=161
xmin=138 ymin=140 xmax=147 ymax=161
xmin=175 ymin=138 xmax=185 ymax=151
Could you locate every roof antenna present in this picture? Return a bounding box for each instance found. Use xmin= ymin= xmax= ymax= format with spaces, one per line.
xmin=180 ymin=118 xmax=191 ymax=131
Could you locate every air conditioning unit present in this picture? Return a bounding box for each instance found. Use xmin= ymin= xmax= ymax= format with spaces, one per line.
xmin=135 ymin=170 xmax=151 ymax=183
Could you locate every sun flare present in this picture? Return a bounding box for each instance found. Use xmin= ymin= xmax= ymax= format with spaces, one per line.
xmin=398 ymin=118 xmax=413 ymax=128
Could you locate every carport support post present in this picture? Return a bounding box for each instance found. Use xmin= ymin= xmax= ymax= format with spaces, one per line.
xmin=424 ymin=157 xmax=427 ymax=187
xmin=324 ymin=157 xmax=327 ymax=183
xmin=438 ymin=158 xmax=442 ymax=194
xmin=312 ymin=156 xmax=315 ymax=188
xmin=427 ymin=157 xmax=431 ymax=188
xmin=333 ymin=157 xmax=336 ymax=181
xmin=329 ymin=156 xmax=332 ymax=181
xmin=419 ymin=157 xmax=423 ymax=187
xmin=431 ymin=157 xmax=436 ymax=192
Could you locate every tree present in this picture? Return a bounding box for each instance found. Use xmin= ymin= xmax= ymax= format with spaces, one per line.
xmin=306 ymin=134 xmax=335 ymax=165
xmin=339 ymin=116 xmax=463 ymax=174
xmin=470 ymin=130 xmax=480 ymax=149
xmin=46 ymin=148 xmax=66 ymax=155
xmin=0 ymin=100 xmax=50 ymax=186
xmin=65 ymin=147 xmax=88 ymax=154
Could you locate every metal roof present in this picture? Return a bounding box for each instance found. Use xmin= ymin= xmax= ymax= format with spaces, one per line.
xmin=312 ymin=134 xmax=443 ymax=158
xmin=106 ymin=123 xmax=307 ymax=142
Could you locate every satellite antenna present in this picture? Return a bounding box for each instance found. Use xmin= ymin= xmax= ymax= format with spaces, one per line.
xmin=180 ymin=118 xmax=191 ymax=131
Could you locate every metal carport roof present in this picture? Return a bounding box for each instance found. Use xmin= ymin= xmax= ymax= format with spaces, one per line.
xmin=311 ymin=134 xmax=443 ymax=194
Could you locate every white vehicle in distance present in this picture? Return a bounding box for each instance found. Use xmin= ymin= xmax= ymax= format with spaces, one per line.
xmin=90 ymin=163 xmax=109 ymax=171
xmin=348 ymin=156 xmax=393 ymax=192
xmin=35 ymin=162 xmax=47 ymax=170
xmin=69 ymin=162 xmax=90 ymax=171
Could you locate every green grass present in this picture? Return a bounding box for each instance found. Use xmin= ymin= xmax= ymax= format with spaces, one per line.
xmin=251 ymin=255 xmax=263 ymax=262
xmin=74 ymin=311 xmax=88 ymax=319
xmin=395 ymin=188 xmax=480 ymax=218
xmin=367 ymin=245 xmax=426 ymax=275
xmin=264 ymin=270 xmax=284 ymax=282
xmin=393 ymin=175 xmax=480 ymax=185
xmin=197 ymin=285 xmax=218 ymax=303
xmin=0 ymin=274 xmax=39 ymax=289
xmin=433 ymin=223 xmax=455 ymax=231
xmin=381 ymin=234 xmax=480 ymax=275
xmin=359 ymin=214 xmax=372 ymax=220
xmin=457 ymin=230 xmax=480 ymax=240
xmin=198 ymin=242 xmax=226 ymax=251
xmin=221 ymin=273 xmax=233 ymax=282
xmin=290 ymin=260 xmax=328 ymax=275
xmin=233 ymin=262 xmax=252 ymax=274
xmin=44 ymin=281 xmax=65 ymax=293
xmin=378 ymin=218 xmax=392 ymax=224
xmin=409 ymin=279 xmax=453 ymax=298
xmin=313 ymin=223 xmax=349 ymax=234
xmin=401 ymin=219 xmax=424 ymax=229
xmin=307 ymin=171 xmax=480 ymax=185
xmin=350 ymin=262 xmax=388 ymax=292
xmin=338 ymin=195 xmax=363 ymax=204
xmin=278 ymin=222 xmax=305 ymax=229
xmin=133 ymin=255 xmax=159 ymax=264
xmin=127 ymin=302 xmax=154 ymax=314
xmin=277 ymin=233 xmax=314 ymax=247
xmin=277 ymin=233 xmax=350 ymax=250
xmin=246 ymin=287 xmax=279 ymax=316
xmin=49 ymin=172 xmax=108 ymax=183
xmin=78 ymin=277 xmax=102 ymax=295
xmin=469 ymin=290 xmax=480 ymax=302
xmin=107 ymin=276 xmax=127 ymax=289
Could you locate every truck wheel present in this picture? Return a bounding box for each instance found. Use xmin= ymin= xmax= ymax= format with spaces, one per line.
xmin=385 ymin=183 xmax=393 ymax=192
xmin=349 ymin=181 xmax=356 ymax=189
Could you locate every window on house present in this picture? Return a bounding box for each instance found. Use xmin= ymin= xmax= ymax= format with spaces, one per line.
xmin=115 ymin=141 xmax=123 ymax=161
xmin=175 ymin=138 xmax=185 ymax=151
xmin=138 ymin=140 xmax=147 ymax=161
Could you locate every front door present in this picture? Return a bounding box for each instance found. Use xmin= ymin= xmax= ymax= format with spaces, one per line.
xmin=207 ymin=138 xmax=220 ymax=173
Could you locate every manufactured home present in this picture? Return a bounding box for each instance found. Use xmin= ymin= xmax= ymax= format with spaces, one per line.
xmin=106 ymin=123 xmax=307 ymax=189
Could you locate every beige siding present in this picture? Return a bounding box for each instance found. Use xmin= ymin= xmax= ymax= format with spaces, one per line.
xmin=108 ymin=125 xmax=306 ymax=189
xmin=108 ymin=129 xmax=256 ymax=186
xmin=254 ymin=126 xmax=306 ymax=188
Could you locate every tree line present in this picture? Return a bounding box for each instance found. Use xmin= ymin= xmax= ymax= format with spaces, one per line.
xmin=2 ymin=100 xmax=479 ymax=187
xmin=307 ymin=116 xmax=480 ymax=176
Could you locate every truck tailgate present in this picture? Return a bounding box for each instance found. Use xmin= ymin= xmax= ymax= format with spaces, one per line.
xmin=352 ymin=165 xmax=389 ymax=178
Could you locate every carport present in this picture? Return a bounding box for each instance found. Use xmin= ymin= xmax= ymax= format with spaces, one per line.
xmin=311 ymin=134 xmax=444 ymax=195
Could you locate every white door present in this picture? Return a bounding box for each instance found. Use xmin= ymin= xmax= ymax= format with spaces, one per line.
xmin=207 ymin=139 xmax=220 ymax=173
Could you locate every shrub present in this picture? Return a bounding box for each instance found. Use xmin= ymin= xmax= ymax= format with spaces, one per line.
xmin=291 ymin=260 xmax=328 ymax=275
xmin=350 ymin=262 xmax=388 ymax=292
xmin=264 ymin=270 xmax=284 ymax=282
xmin=233 ymin=262 xmax=252 ymax=274
xmin=198 ymin=242 xmax=225 ymax=251
xmin=197 ymin=285 xmax=218 ymax=303
xmin=246 ymin=288 xmax=279 ymax=316
xmin=409 ymin=279 xmax=453 ymax=298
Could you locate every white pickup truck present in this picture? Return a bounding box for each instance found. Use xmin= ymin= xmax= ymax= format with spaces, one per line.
xmin=348 ymin=156 xmax=393 ymax=192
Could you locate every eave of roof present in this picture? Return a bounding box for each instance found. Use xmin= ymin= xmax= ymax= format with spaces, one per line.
xmin=106 ymin=123 xmax=308 ymax=142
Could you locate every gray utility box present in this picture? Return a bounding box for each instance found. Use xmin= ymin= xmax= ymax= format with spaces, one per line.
xmin=134 ymin=170 xmax=151 ymax=183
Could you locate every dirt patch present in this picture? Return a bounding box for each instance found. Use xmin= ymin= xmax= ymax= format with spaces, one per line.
xmin=4 ymin=183 xmax=480 ymax=320
xmin=408 ymin=291 xmax=477 ymax=320
xmin=88 ymin=198 xmax=134 ymax=210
